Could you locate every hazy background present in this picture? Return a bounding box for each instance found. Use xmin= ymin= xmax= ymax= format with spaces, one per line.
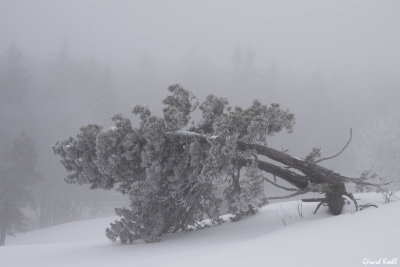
xmin=1 ymin=0 xmax=399 ymax=225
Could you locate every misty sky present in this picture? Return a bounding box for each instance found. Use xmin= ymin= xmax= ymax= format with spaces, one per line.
xmin=1 ymin=0 xmax=400 ymax=177
xmin=2 ymin=0 xmax=400 ymax=236
xmin=1 ymin=0 xmax=400 ymax=73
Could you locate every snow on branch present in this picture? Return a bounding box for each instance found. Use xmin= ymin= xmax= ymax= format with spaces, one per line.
xmin=165 ymin=130 xmax=218 ymax=142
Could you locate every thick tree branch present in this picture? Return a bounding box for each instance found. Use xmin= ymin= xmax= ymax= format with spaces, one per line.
xmin=235 ymin=158 xmax=308 ymax=189
xmin=302 ymin=198 xmax=326 ymax=203
xmin=267 ymin=182 xmax=335 ymax=200
xmin=237 ymin=141 xmax=356 ymax=187
xmin=237 ymin=141 xmax=327 ymax=183
xmin=341 ymin=177 xmax=390 ymax=187
xmin=166 ymin=130 xmax=383 ymax=192
xmin=263 ymin=176 xmax=298 ymax=191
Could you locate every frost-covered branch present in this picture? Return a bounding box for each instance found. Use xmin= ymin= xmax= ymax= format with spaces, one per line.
xmin=263 ymin=176 xmax=298 ymax=191
xmin=165 ymin=130 xmax=218 ymax=141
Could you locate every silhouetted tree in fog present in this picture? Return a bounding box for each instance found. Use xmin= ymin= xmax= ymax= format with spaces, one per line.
xmin=0 ymin=43 xmax=29 ymax=105
xmin=0 ymin=133 xmax=40 ymax=246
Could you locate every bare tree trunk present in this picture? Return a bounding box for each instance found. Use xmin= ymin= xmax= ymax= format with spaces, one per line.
xmin=237 ymin=158 xmax=308 ymax=189
xmin=167 ymin=130 xmax=379 ymax=215
xmin=326 ymin=184 xmax=346 ymax=215
xmin=237 ymin=141 xmax=346 ymax=185
xmin=237 ymin=142 xmax=348 ymax=214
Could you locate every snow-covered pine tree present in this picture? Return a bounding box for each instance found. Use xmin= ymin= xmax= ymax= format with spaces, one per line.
xmin=0 ymin=133 xmax=41 ymax=246
xmin=53 ymin=84 xmax=295 ymax=243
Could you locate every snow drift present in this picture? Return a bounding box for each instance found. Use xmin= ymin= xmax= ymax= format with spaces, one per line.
xmin=1 ymin=192 xmax=398 ymax=267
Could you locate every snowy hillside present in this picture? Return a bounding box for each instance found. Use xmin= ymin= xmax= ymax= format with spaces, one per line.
xmin=1 ymin=192 xmax=398 ymax=267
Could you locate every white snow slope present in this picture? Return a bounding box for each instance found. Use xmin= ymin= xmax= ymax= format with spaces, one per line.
xmin=1 ymin=192 xmax=398 ymax=267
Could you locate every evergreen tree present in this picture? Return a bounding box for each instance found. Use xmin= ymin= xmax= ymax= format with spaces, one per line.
xmin=0 ymin=133 xmax=40 ymax=246
xmin=53 ymin=84 xmax=294 ymax=243
xmin=0 ymin=43 xmax=29 ymax=105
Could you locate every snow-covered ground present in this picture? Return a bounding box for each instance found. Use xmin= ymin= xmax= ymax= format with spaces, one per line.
xmin=1 ymin=192 xmax=398 ymax=267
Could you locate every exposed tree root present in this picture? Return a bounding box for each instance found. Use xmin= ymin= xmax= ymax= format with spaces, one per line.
xmin=343 ymin=192 xmax=359 ymax=211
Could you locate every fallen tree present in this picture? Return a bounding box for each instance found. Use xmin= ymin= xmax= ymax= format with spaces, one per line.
xmin=53 ymin=84 xmax=384 ymax=243
xmin=168 ymin=128 xmax=382 ymax=215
